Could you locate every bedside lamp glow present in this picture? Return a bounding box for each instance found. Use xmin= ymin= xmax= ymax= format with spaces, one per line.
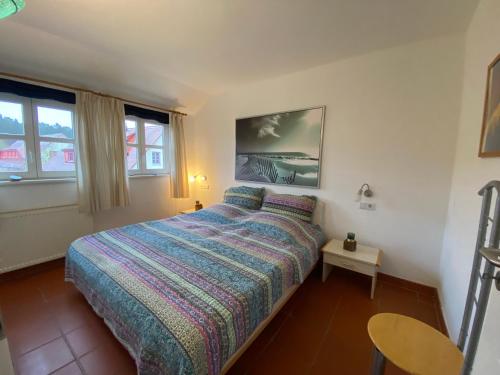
xmin=189 ymin=175 xmax=207 ymax=183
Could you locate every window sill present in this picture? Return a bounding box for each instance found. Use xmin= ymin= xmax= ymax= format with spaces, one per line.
xmin=129 ymin=173 xmax=169 ymax=179
xmin=0 ymin=174 xmax=169 ymax=186
xmin=0 ymin=177 xmax=76 ymax=186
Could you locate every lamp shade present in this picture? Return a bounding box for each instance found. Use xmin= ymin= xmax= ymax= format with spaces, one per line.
xmin=0 ymin=0 xmax=25 ymax=20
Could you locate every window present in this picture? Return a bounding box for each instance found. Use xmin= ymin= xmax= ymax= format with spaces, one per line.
xmin=125 ymin=116 xmax=168 ymax=175
xmin=151 ymin=151 xmax=161 ymax=165
xmin=0 ymin=93 xmax=75 ymax=180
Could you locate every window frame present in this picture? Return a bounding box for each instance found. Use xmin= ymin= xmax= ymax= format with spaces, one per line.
xmin=0 ymin=93 xmax=76 ymax=180
xmin=125 ymin=115 xmax=169 ymax=176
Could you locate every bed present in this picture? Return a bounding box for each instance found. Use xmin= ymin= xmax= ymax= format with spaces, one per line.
xmin=65 ymin=203 xmax=325 ymax=375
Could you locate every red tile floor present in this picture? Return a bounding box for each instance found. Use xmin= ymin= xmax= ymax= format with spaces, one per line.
xmin=0 ymin=260 xmax=447 ymax=375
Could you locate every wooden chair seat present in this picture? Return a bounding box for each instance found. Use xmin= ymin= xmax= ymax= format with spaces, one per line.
xmin=367 ymin=313 xmax=463 ymax=375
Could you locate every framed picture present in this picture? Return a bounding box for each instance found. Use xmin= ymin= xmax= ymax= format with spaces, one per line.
xmin=479 ymin=53 xmax=500 ymax=157
xmin=235 ymin=106 xmax=325 ymax=188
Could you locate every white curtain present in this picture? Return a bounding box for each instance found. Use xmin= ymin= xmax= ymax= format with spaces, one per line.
xmin=169 ymin=113 xmax=189 ymax=198
xmin=76 ymin=91 xmax=130 ymax=213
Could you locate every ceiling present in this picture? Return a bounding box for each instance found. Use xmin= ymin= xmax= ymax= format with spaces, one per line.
xmin=0 ymin=0 xmax=479 ymax=113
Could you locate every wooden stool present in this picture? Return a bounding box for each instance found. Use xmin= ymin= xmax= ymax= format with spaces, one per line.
xmin=367 ymin=313 xmax=463 ymax=375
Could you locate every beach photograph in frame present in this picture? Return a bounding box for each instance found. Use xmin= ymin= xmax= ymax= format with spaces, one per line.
xmin=235 ymin=106 xmax=325 ymax=187
xmin=479 ymin=53 xmax=500 ymax=157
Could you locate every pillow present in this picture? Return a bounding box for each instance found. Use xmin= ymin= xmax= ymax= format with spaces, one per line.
xmin=261 ymin=193 xmax=316 ymax=222
xmin=223 ymin=186 xmax=265 ymax=210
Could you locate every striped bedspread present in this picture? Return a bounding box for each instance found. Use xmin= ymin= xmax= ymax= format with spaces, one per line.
xmin=65 ymin=203 xmax=325 ymax=375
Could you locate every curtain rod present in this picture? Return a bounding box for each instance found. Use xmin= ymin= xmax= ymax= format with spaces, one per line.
xmin=0 ymin=71 xmax=187 ymax=117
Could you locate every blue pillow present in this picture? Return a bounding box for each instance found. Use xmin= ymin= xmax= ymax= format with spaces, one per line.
xmin=223 ymin=186 xmax=265 ymax=210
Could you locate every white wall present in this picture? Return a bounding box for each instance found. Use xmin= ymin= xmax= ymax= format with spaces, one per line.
xmin=191 ymin=34 xmax=465 ymax=286
xmin=0 ymin=117 xmax=197 ymax=272
xmin=438 ymin=0 xmax=500 ymax=372
xmin=93 ymin=176 xmax=194 ymax=231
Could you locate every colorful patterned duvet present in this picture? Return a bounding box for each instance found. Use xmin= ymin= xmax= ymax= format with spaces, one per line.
xmin=65 ymin=203 xmax=325 ymax=375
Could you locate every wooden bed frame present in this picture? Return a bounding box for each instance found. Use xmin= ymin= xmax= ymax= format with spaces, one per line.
xmin=221 ymin=262 xmax=317 ymax=374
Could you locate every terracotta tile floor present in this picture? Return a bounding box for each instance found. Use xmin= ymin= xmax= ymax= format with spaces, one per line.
xmin=0 ymin=262 xmax=446 ymax=375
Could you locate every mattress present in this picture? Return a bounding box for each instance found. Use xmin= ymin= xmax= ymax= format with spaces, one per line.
xmin=65 ymin=203 xmax=325 ymax=375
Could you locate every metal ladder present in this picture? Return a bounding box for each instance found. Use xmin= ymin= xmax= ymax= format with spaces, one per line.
xmin=458 ymin=180 xmax=500 ymax=375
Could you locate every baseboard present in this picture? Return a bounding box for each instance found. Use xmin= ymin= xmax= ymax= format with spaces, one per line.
xmin=379 ymin=272 xmax=449 ymax=336
xmin=0 ymin=253 xmax=66 ymax=275
xmin=436 ymin=287 xmax=452 ymax=339
xmin=0 ymin=256 xmax=66 ymax=283
xmin=378 ymin=273 xmax=435 ymax=295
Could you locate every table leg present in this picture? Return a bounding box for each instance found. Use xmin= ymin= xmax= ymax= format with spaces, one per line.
xmin=371 ymin=347 xmax=386 ymax=375
xmin=322 ymin=262 xmax=333 ymax=282
xmin=371 ymin=272 xmax=378 ymax=299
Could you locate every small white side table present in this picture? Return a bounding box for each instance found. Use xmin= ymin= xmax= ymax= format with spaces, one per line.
xmin=321 ymin=239 xmax=382 ymax=299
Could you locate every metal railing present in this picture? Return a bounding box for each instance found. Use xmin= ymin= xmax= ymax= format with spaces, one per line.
xmin=458 ymin=180 xmax=500 ymax=375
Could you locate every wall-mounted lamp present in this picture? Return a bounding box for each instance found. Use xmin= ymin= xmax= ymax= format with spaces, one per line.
xmin=189 ymin=175 xmax=207 ymax=183
xmin=357 ymin=183 xmax=374 ymax=198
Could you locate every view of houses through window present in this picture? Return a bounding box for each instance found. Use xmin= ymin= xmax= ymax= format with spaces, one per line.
xmin=0 ymin=101 xmax=28 ymax=174
xmin=36 ymin=105 xmax=75 ymax=174
xmin=0 ymin=95 xmax=76 ymax=179
xmin=125 ymin=117 xmax=168 ymax=175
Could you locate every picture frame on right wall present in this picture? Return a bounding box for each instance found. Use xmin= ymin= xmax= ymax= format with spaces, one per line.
xmin=479 ymin=53 xmax=500 ymax=157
